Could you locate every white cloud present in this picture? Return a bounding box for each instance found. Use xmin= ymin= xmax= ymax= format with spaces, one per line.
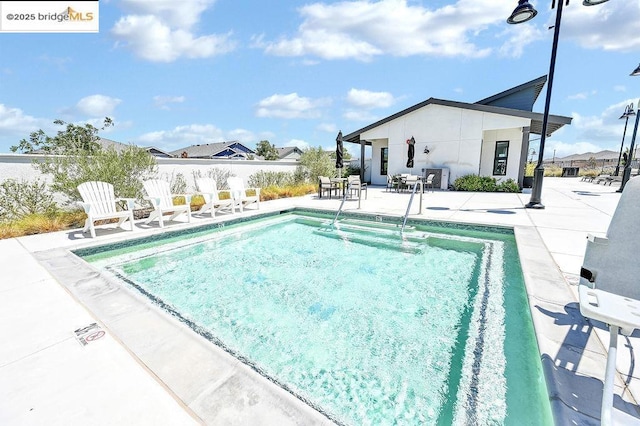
xmin=343 ymin=109 xmax=379 ymax=122
xmin=259 ymin=0 xmax=513 ymax=61
xmin=316 ymin=122 xmax=337 ymax=133
xmin=571 ymin=98 xmax=638 ymax=146
xmin=118 ymin=0 xmax=215 ymax=28
xmin=153 ymin=95 xmax=185 ymax=110
xmin=546 ymin=140 xmax=605 ymax=160
xmin=567 ymin=90 xmax=596 ymax=101
xmin=346 ymin=89 xmax=395 ymax=109
xmin=614 ymin=85 xmax=626 ymax=92
xmin=76 ymin=95 xmax=122 ymax=117
xmin=561 ymin=2 xmax=640 ymax=52
xmin=112 ymin=15 xmax=236 ymax=62
xmin=255 ymin=93 xmax=331 ymax=119
xmin=0 ymin=104 xmax=46 ymax=135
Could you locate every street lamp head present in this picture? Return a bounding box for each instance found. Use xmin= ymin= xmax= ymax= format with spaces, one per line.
xmin=631 ymin=64 xmax=640 ymax=77
xmin=507 ymin=0 xmax=537 ymax=24
xmin=583 ymin=0 xmax=610 ymax=5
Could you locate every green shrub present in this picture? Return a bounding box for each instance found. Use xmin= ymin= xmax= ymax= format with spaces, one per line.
xmin=0 ymin=178 xmax=58 ymax=222
xmin=192 ymin=168 xmax=234 ymax=190
xmin=453 ymin=175 xmax=520 ymax=193
xmin=497 ymin=178 xmax=521 ymax=193
xmin=248 ymin=171 xmax=294 ymax=188
xmin=453 ymin=175 xmax=498 ymax=191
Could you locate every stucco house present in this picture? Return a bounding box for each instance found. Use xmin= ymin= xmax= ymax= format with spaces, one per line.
xmin=343 ymin=76 xmax=571 ymax=189
xmin=276 ymin=146 xmax=304 ymax=161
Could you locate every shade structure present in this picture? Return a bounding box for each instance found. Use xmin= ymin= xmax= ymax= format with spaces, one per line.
xmin=406 ymin=136 xmax=415 ymax=168
xmin=335 ymin=131 xmax=344 ymax=169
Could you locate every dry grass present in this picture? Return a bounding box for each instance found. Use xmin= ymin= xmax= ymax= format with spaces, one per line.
xmin=0 ymin=184 xmax=318 ymax=239
xmin=0 ymin=210 xmax=87 ymax=239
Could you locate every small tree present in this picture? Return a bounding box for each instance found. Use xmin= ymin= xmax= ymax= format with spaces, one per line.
xmin=0 ymin=178 xmax=58 ymax=222
xmin=11 ymin=118 xmax=113 ymax=155
xmin=298 ymin=146 xmax=336 ymax=182
xmin=12 ymin=118 xmax=157 ymax=202
xmin=255 ymin=140 xmax=280 ymax=160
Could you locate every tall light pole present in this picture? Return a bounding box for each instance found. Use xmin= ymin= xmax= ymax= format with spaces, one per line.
xmin=619 ymin=99 xmax=640 ymax=192
xmin=507 ymin=0 xmax=610 ymax=208
xmin=614 ymin=103 xmax=635 ymax=176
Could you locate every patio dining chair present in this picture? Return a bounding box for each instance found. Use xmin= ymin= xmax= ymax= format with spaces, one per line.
xmin=347 ymin=175 xmax=367 ymax=200
xmin=425 ymin=173 xmax=436 ymax=192
xmin=318 ymin=176 xmax=339 ymax=199
xmin=77 ymin=181 xmax=136 ymax=238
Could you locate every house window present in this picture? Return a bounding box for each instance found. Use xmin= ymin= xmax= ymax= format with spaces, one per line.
xmin=380 ymin=147 xmax=388 ymax=175
xmin=493 ymin=141 xmax=509 ymax=176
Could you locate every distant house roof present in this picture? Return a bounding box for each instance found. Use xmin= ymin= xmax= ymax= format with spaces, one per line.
xmin=144 ymin=146 xmax=173 ymax=158
xmin=276 ymin=146 xmax=303 ymax=159
xmin=27 ymin=137 xmax=132 ymax=154
xmin=343 ymin=76 xmax=572 ymax=144
xmin=170 ymin=141 xmax=256 ymax=159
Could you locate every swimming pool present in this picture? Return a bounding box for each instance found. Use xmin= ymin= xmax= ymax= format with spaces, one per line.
xmin=79 ymin=211 xmax=552 ymax=425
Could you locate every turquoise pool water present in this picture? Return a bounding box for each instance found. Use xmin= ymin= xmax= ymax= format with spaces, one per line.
xmin=81 ymin=212 xmax=552 ymax=425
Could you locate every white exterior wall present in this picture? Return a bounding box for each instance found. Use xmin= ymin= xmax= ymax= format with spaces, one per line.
xmin=360 ymin=104 xmax=530 ymax=186
xmin=480 ymin=128 xmax=526 ymax=182
xmin=0 ymin=154 xmax=299 ymax=191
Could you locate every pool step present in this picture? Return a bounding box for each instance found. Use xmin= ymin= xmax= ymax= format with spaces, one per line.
xmin=313 ymin=227 xmax=424 ymax=253
xmin=337 ymin=218 xmax=416 ymax=231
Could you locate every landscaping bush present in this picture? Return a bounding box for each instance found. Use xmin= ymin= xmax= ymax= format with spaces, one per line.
xmin=497 ymin=179 xmax=520 ymax=193
xmin=248 ymin=171 xmax=294 ymax=188
xmin=0 ymin=178 xmax=58 ymax=222
xmin=192 ymin=168 xmax=234 ymax=190
xmin=453 ymin=175 xmax=520 ymax=193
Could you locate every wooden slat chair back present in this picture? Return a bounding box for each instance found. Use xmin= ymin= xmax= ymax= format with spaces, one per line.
xmin=77 ymin=181 xmax=135 ymax=238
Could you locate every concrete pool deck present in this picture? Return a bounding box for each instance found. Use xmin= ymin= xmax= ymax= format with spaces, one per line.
xmin=0 ymin=176 xmax=638 ymax=424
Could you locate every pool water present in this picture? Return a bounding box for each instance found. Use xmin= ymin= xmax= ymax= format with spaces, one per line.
xmin=83 ymin=213 xmax=552 ymax=425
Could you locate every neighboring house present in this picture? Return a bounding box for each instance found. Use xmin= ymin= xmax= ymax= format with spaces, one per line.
xmin=343 ymin=75 xmax=572 ymax=189
xmin=276 ymin=146 xmax=303 ymax=161
xmin=548 ymin=150 xmax=624 ymax=170
xmin=170 ymin=141 xmax=256 ymax=160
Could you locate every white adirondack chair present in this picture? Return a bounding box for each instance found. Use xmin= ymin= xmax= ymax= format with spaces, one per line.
xmin=143 ymin=179 xmax=191 ymax=228
xmin=227 ymin=177 xmax=260 ymax=212
xmin=77 ymin=181 xmax=136 ymax=238
xmin=195 ymin=178 xmax=237 ymax=217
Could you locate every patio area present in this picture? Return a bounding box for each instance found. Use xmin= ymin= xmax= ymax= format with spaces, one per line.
xmin=1 ymin=176 xmax=637 ymax=425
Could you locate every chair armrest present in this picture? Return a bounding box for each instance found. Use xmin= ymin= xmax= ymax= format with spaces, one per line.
xmin=115 ymin=197 xmax=136 ymax=210
xmin=144 ymin=196 xmax=162 ymax=207
xmin=76 ymin=201 xmax=91 ymax=214
xmin=175 ymin=193 xmax=194 ymax=204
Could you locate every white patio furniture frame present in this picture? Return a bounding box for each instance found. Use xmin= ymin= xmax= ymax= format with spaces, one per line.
xmin=143 ymin=179 xmax=192 ymax=228
xmin=195 ymin=177 xmax=237 ymax=217
xmin=77 ymin=181 xmax=136 ymax=238
xmin=227 ymin=177 xmax=260 ymax=212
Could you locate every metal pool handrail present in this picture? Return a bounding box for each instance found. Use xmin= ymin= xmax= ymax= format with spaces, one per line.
xmin=401 ymin=180 xmax=423 ymax=235
xmin=332 ymin=181 xmax=351 ymax=227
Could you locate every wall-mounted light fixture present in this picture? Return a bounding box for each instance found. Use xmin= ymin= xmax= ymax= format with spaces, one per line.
xmin=423 ymin=146 xmax=430 ymax=154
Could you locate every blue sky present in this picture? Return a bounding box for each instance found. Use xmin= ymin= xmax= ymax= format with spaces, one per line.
xmin=1 ymin=0 xmax=639 ymax=159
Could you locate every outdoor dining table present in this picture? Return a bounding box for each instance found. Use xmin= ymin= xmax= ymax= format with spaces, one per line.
xmin=330 ymin=177 xmax=347 ymax=197
xmin=395 ymin=175 xmax=423 ymax=193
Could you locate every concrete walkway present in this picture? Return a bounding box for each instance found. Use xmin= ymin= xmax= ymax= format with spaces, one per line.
xmin=0 ymin=176 xmax=636 ymax=425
